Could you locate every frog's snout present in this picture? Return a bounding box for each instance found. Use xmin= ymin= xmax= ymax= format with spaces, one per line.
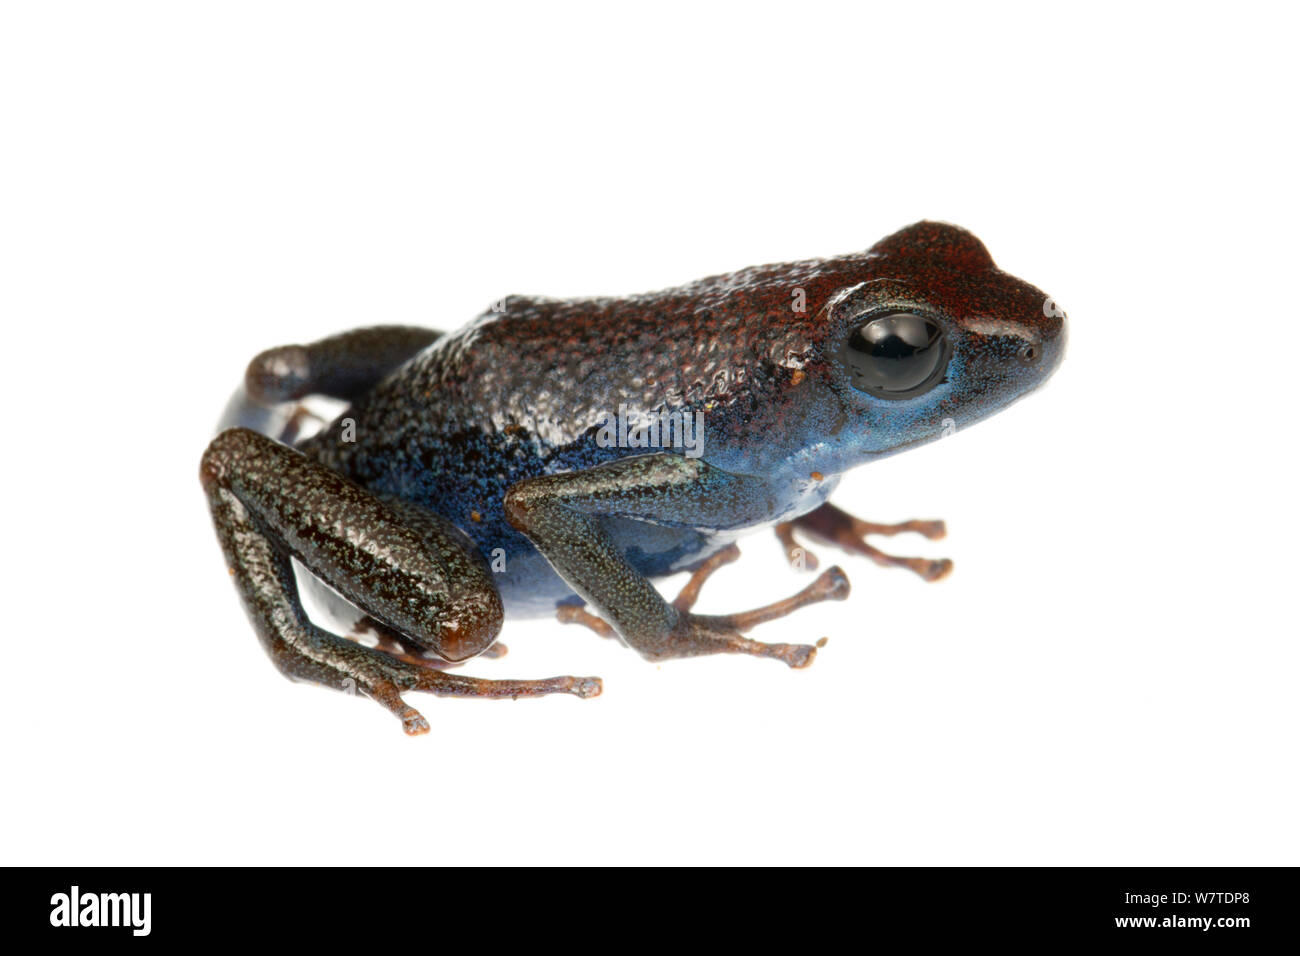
xmin=998 ymin=290 xmax=1067 ymax=385
xmin=1034 ymin=298 xmax=1068 ymax=381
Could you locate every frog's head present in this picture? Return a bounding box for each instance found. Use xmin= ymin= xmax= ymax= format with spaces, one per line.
xmin=820 ymin=221 xmax=1066 ymax=461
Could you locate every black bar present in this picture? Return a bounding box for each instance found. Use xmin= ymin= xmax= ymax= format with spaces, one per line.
xmin=9 ymin=866 xmax=1294 ymax=944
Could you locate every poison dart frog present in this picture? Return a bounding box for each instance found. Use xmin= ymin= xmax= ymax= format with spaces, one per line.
xmin=201 ymin=221 xmax=1066 ymax=734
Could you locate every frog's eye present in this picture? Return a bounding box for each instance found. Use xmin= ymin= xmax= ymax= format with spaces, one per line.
xmin=841 ymin=312 xmax=949 ymax=398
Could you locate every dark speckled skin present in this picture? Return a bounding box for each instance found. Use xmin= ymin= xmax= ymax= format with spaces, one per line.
xmin=202 ymin=221 xmax=1066 ymax=733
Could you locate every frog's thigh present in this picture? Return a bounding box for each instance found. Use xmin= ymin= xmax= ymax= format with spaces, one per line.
xmin=203 ymin=427 xmax=501 ymax=661
xmin=245 ymin=325 xmax=443 ymax=404
xmin=200 ymin=427 xmax=598 ymax=734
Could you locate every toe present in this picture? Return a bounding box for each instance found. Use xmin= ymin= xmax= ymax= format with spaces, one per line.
xmin=784 ymin=644 xmax=818 ymax=668
xmin=569 ymin=676 xmax=603 ymax=698
xmin=401 ymin=708 xmax=431 ymax=735
xmin=919 ymin=558 xmax=954 ymax=582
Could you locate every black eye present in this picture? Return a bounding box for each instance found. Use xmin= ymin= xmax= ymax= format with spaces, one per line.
xmin=841 ymin=312 xmax=949 ymax=398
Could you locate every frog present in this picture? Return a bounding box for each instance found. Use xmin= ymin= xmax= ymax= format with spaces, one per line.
xmin=200 ymin=220 xmax=1066 ymax=734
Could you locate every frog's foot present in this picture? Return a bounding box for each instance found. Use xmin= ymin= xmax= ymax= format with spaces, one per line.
xmin=657 ymin=565 xmax=850 ymax=668
xmin=776 ymin=502 xmax=952 ymax=582
xmin=370 ymin=662 xmax=603 ymax=736
xmin=352 ymin=615 xmax=508 ymax=668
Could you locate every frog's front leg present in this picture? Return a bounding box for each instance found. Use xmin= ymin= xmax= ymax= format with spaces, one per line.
xmin=775 ymin=502 xmax=952 ymax=582
xmin=506 ymin=455 xmax=851 ymax=668
xmin=200 ymin=427 xmax=600 ymax=735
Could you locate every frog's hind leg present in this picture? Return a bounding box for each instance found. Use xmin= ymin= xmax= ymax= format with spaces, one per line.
xmin=200 ymin=427 xmax=600 ymax=735
xmin=221 ymin=325 xmax=444 ymax=446
xmin=244 ymin=325 xmax=444 ymax=405
xmin=776 ymin=502 xmax=952 ymax=582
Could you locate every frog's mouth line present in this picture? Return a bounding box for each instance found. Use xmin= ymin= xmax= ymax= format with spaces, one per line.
xmin=873 ymin=387 xmax=1049 ymax=459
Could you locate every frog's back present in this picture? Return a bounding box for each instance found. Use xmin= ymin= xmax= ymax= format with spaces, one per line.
xmin=305 ymin=254 xmax=857 ymax=505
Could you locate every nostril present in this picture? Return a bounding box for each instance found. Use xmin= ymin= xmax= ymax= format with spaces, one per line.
xmin=1017 ymin=343 xmax=1040 ymax=365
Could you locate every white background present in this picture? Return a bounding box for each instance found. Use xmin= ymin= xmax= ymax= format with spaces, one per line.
xmin=2 ymin=2 xmax=1296 ymax=866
